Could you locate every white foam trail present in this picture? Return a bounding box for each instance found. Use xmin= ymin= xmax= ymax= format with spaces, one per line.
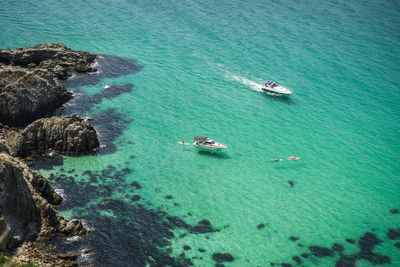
xmin=230 ymin=75 xmax=264 ymax=92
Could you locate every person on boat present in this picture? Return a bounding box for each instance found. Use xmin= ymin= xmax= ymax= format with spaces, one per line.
xmin=182 ymin=140 xmax=185 ymax=144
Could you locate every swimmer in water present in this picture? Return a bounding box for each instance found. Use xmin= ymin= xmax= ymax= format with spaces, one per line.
xmin=270 ymin=159 xmax=282 ymax=162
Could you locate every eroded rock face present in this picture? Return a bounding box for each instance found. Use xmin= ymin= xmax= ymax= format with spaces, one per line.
xmin=0 ymin=43 xmax=98 ymax=126
xmin=0 ymin=43 xmax=97 ymax=79
xmin=0 ymin=66 xmax=71 ymax=126
xmin=0 ymin=153 xmax=41 ymax=247
xmin=8 ymin=114 xmax=99 ymax=157
xmin=0 ymin=153 xmax=86 ymax=251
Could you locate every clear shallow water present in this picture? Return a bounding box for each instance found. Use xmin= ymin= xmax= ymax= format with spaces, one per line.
xmin=1 ymin=0 xmax=400 ymax=266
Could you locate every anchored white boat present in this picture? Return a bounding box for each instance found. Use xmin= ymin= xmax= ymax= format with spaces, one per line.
xmin=261 ymin=81 xmax=292 ymax=96
xmin=193 ymin=136 xmax=227 ymax=151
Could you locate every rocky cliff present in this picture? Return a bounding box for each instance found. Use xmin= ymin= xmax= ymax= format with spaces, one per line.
xmin=0 ymin=43 xmax=97 ymax=79
xmin=0 ymin=43 xmax=99 ymax=266
xmin=0 ymin=43 xmax=98 ymax=126
xmin=0 ymin=65 xmax=71 ymax=126
xmin=7 ymin=114 xmax=99 ymax=158
xmin=0 ymin=153 xmax=86 ymax=248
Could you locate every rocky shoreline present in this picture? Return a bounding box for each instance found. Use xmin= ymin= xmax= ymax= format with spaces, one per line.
xmin=0 ymin=43 xmax=100 ymax=266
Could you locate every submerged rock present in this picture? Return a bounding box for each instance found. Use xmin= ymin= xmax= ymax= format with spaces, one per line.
xmin=309 ymin=246 xmax=334 ymax=257
xmin=8 ymin=114 xmax=99 ymax=157
xmin=292 ymin=255 xmax=302 ymax=264
xmin=387 ymin=228 xmax=400 ymax=240
xmin=212 ymin=253 xmax=234 ymax=263
xmin=390 ymin=209 xmax=399 ymax=214
xmin=332 ymin=243 xmax=344 ymax=251
xmin=257 ymin=223 xmax=265 ymax=229
xmin=335 ymin=255 xmax=357 ymax=267
xmin=358 ymin=232 xmax=382 ymax=250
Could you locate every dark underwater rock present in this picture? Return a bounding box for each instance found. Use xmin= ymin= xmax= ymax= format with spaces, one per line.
xmin=387 ymin=228 xmax=400 ymax=240
xmin=198 ymin=248 xmax=206 ymax=253
xmin=332 ymin=243 xmax=344 ymax=251
xmin=257 ymin=223 xmax=265 ymax=229
xmin=165 ymin=195 xmax=173 ymax=199
xmin=183 ymin=245 xmax=191 ymax=250
xmin=288 ymin=181 xmax=294 ymax=187
xmin=292 ymin=255 xmax=302 ymax=264
xmin=394 ymin=242 xmax=400 ymax=249
xmin=300 ymin=253 xmax=308 ymax=258
xmin=212 ymin=253 xmax=234 ymax=263
xmin=358 ymin=232 xmax=382 ymax=250
xmin=191 ymin=219 xmax=215 ymax=234
xmin=309 ymin=246 xmax=334 ymax=257
xmin=346 ymin=238 xmax=355 ymax=244
xmin=289 ymin=236 xmax=299 ymax=242
xmin=335 ymin=255 xmax=357 ymax=267
xmin=131 ymin=195 xmax=141 ymax=202
xmin=130 ymin=181 xmax=141 ymax=189
xmin=390 ymin=209 xmax=399 ymax=214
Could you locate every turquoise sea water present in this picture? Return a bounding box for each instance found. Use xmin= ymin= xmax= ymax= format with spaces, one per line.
xmin=1 ymin=0 xmax=400 ymax=266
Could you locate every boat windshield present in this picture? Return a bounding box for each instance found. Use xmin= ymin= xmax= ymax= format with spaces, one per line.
xmin=265 ymin=81 xmax=276 ymax=87
xmin=204 ymin=138 xmax=215 ymax=145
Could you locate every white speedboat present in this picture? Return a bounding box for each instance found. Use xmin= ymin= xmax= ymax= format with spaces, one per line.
xmin=193 ymin=136 xmax=227 ymax=151
xmin=261 ymin=81 xmax=292 ymax=96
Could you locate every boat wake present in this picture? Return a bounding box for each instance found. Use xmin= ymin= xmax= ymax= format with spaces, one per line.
xmin=230 ymin=75 xmax=263 ymax=92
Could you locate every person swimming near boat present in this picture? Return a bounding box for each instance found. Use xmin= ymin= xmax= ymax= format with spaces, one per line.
xmin=270 ymin=159 xmax=282 ymax=162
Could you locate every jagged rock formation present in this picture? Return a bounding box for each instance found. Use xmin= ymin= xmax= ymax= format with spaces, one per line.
xmin=0 ymin=43 xmax=100 ymax=266
xmin=0 ymin=43 xmax=97 ymax=79
xmin=0 ymin=43 xmax=98 ymax=126
xmin=0 ymin=65 xmax=71 ymax=126
xmin=7 ymin=114 xmax=99 ymax=158
xmin=0 ymin=153 xmax=86 ymax=250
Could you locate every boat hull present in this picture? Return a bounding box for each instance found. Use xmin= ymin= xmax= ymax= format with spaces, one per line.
xmin=261 ymin=85 xmax=292 ymax=96
xmin=193 ymin=143 xmax=227 ymax=151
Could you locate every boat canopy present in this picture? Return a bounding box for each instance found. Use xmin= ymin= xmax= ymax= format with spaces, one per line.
xmin=194 ymin=136 xmax=208 ymax=142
